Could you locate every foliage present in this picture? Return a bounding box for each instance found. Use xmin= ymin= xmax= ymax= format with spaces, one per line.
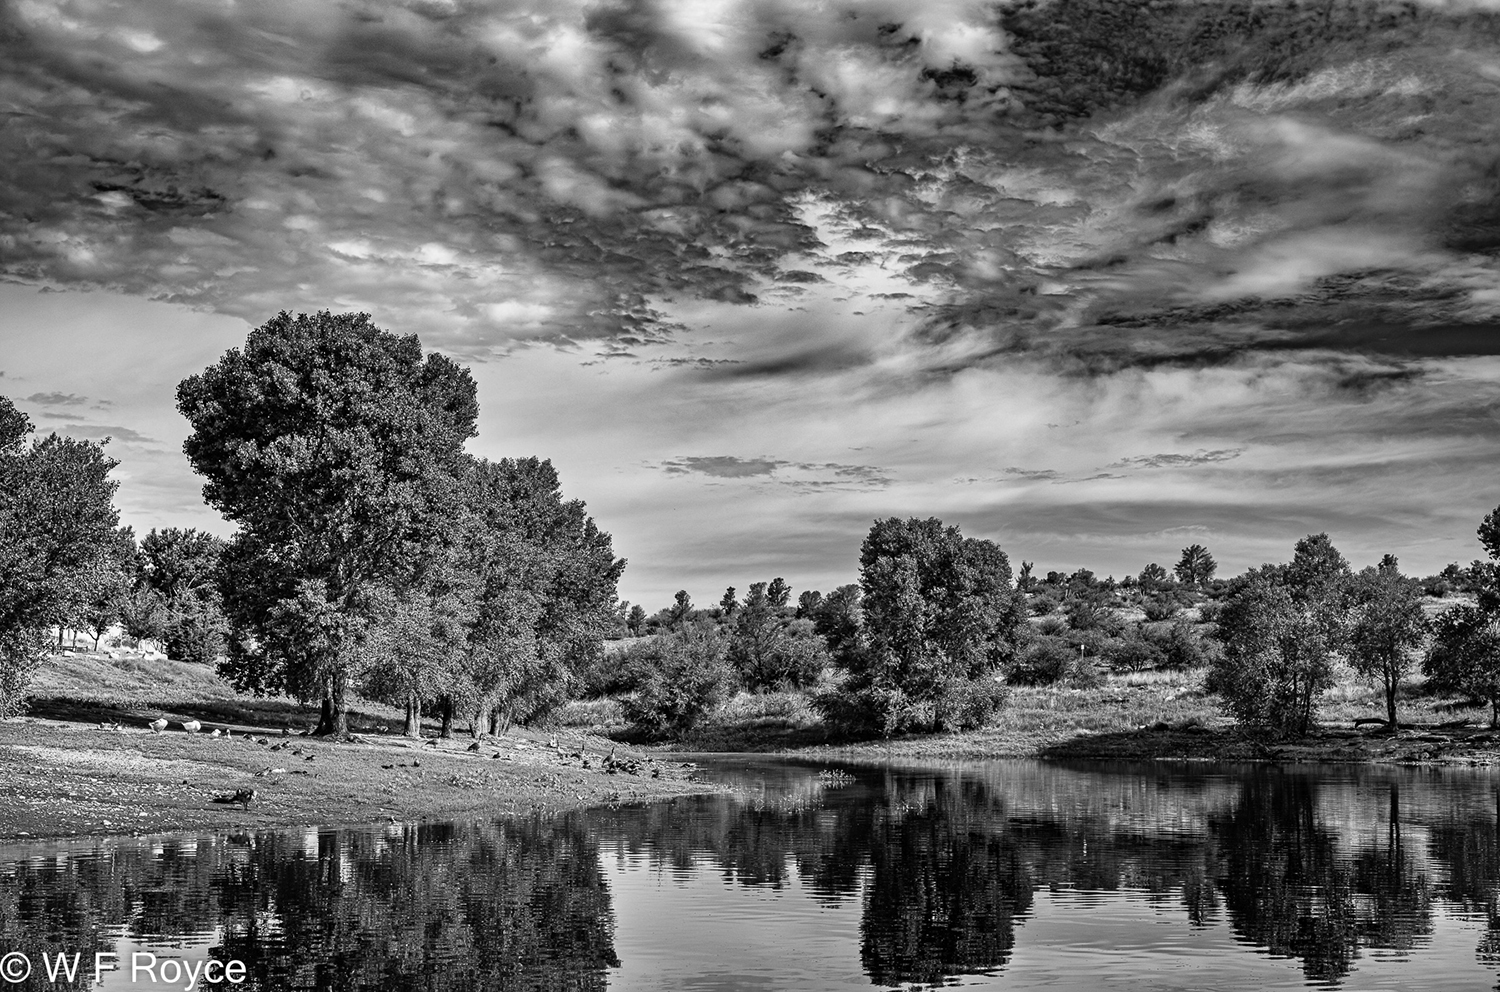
xmin=820 ymin=517 xmax=1023 ymax=735
xmin=1009 ymin=636 xmax=1086 ymax=686
xmin=77 ymin=526 xmax=136 ymax=650
xmin=1424 ymin=507 xmax=1500 ymax=726
xmin=137 ymin=528 xmax=228 ymax=664
xmin=458 ymin=456 xmax=626 ymax=731
xmin=178 ymin=311 xmax=479 ymax=735
xmin=727 ymin=583 xmax=829 ymax=690
xmin=1425 ymin=604 xmax=1500 ymax=726
xmin=1347 ymin=560 xmax=1427 ymax=727
xmin=625 ymin=604 xmax=647 ymax=636
xmin=620 ymin=623 xmax=736 ymax=737
xmin=1174 ymin=544 xmax=1217 ymax=587
xmin=1137 ymin=562 xmax=1170 ymax=591
xmin=1142 ymin=618 xmax=1219 ymax=670
xmin=1106 ymin=630 xmax=1165 ymax=672
xmin=1207 ymin=574 xmax=1333 ymax=734
xmin=812 ymin=583 xmax=864 ymax=663
xmin=1141 ymin=596 xmax=1182 ymax=622
xmin=0 ymin=396 xmax=122 ymax=716
xmin=766 ymin=577 xmax=791 ymax=608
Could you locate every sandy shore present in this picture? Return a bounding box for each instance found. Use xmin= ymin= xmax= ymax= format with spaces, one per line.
xmin=0 ymin=715 xmax=719 ymax=841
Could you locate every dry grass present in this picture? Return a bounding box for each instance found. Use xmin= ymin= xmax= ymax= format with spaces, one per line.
xmin=998 ymin=669 xmax=1226 ymax=736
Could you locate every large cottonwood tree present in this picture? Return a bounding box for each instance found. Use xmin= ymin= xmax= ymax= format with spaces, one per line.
xmin=178 ymin=311 xmax=478 ymax=736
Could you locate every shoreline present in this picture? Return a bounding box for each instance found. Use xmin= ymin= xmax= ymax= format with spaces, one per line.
xmin=0 ymin=715 xmax=720 ymax=842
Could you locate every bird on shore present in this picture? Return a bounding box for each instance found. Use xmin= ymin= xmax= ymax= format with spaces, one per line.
xmin=303 ymin=754 xmax=315 ymax=762
xmin=269 ymin=740 xmax=289 ymax=752
xmin=148 ymin=718 xmax=168 ymax=733
xmin=281 ymin=728 xmax=291 ymax=737
xmin=181 ymin=719 xmax=202 ymax=734
xmin=208 ymin=728 xmax=221 ymax=738
xmin=211 ymin=788 xmax=256 ymax=808
xmin=466 ymin=740 xmax=481 ymax=752
xmin=424 ymin=738 xmax=439 ymax=747
xmin=98 ymin=720 xmax=120 ymax=732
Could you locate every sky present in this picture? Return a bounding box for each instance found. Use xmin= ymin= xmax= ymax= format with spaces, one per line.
xmin=3 ymin=0 xmax=1500 ymax=609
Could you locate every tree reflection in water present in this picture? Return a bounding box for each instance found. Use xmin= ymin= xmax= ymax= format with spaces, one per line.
xmin=5 ymin=762 xmax=1500 ymax=990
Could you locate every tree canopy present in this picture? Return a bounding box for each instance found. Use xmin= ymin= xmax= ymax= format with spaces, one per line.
xmin=821 ymin=517 xmax=1024 ymax=735
xmin=178 ymin=311 xmax=479 ymax=735
xmin=0 ymin=396 xmax=122 ymax=715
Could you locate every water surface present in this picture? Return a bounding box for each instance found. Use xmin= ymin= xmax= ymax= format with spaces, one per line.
xmin=4 ymin=758 xmax=1500 ymax=990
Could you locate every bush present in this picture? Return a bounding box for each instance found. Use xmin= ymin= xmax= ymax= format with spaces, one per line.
xmin=1141 ymin=596 xmax=1181 ymax=622
xmin=1106 ymin=631 xmax=1165 ymax=672
xmin=1034 ymin=613 xmax=1069 ymax=637
xmin=620 ymin=624 xmax=736 ymax=738
xmin=817 ymin=672 xmax=1008 ymax=736
xmin=1142 ymin=619 xmax=1218 ymax=669
xmin=1009 ymin=636 xmax=1081 ymax=686
xmin=1065 ymin=599 xmax=1126 ymax=636
xmin=1029 ymin=593 xmax=1060 ymax=616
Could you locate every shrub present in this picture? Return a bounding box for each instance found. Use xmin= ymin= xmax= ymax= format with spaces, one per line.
xmin=1029 ymin=593 xmax=1060 ymax=616
xmin=1034 ymin=613 xmax=1069 ymax=637
xmin=1107 ymin=631 xmax=1165 ymax=672
xmin=1142 ymin=619 xmax=1218 ymax=670
xmin=1009 ymin=636 xmax=1080 ymax=686
xmin=620 ymin=623 xmax=736 ymax=738
xmin=1141 ymin=596 xmax=1181 ymax=622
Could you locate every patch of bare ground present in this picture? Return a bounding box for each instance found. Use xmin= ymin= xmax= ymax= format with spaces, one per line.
xmin=2 ymin=652 xmax=722 ymax=841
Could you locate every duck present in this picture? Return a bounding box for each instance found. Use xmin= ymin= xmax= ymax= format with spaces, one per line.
xmin=148 ymin=718 xmax=168 ymax=733
xmin=208 ymin=728 xmax=222 ymax=738
xmin=466 ymin=740 xmax=481 ymax=752
xmin=181 ymin=719 xmax=202 ymax=734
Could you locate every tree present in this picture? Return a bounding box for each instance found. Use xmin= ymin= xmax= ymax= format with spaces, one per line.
xmin=728 ymin=582 xmax=828 ymax=690
xmin=795 ymin=589 xmax=823 ymax=619
xmin=665 ymin=590 xmax=693 ymax=631
xmin=138 ymin=528 xmax=228 ymax=663
xmin=822 ymin=518 xmax=1024 ymax=735
xmin=621 ymin=622 xmax=735 ymax=737
xmin=1208 ymin=572 xmax=1333 ymax=734
xmin=1348 ymin=561 xmax=1428 ymax=728
xmin=626 ymin=604 xmax=647 ymax=636
xmin=1174 ymin=544 xmax=1217 ymax=587
xmin=1424 ymin=505 xmax=1500 ymax=725
xmin=0 ymin=397 xmax=122 ymax=715
xmin=458 ymin=456 xmax=625 ymax=734
xmin=1137 ymin=562 xmax=1169 ymax=592
xmin=1426 ymin=605 xmax=1500 ymax=726
xmin=719 ymin=587 xmax=738 ymax=617
xmin=1286 ymin=532 xmax=1354 ymax=650
xmin=766 ymin=577 xmax=791 ymax=609
xmin=813 ymin=583 xmax=863 ymax=663
xmin=77 ymin=526 xmax=136 ymax=650
xmin=178 ymin=311 xmax=479 ymax=736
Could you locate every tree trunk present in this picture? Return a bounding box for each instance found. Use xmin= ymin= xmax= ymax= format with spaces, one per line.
xmin=403 ymin=695 xmax=421 ymax=737
xmin=316 ymin=670 xmax=350 ymax=738
xmin=1386 ymin=676 xmax=1398 ymax=729
xmin=314 ymin=693 xmax=334 ymax=736
xmin=487 ymin=708 xmax=500 ymax=736
xmin=1492 ymin=697 xmax=1498 ymax=730
xmin=439 ymin=696 xmax=454 ymax=739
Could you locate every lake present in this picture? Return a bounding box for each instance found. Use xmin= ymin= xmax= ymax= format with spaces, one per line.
xmin=3 ymin=757 xmax=1500 ymax=991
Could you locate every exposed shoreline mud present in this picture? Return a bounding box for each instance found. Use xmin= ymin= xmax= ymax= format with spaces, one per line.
xmin=0 ymin=715 xmax=718 ymax=842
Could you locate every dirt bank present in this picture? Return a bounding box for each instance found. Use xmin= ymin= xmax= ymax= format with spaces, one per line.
xmin=0 ymin=716 xmax=718 ymax=841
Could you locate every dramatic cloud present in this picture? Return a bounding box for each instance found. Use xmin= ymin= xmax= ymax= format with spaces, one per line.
xmin=5 ymin=0 xmax=1500 ymax=601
